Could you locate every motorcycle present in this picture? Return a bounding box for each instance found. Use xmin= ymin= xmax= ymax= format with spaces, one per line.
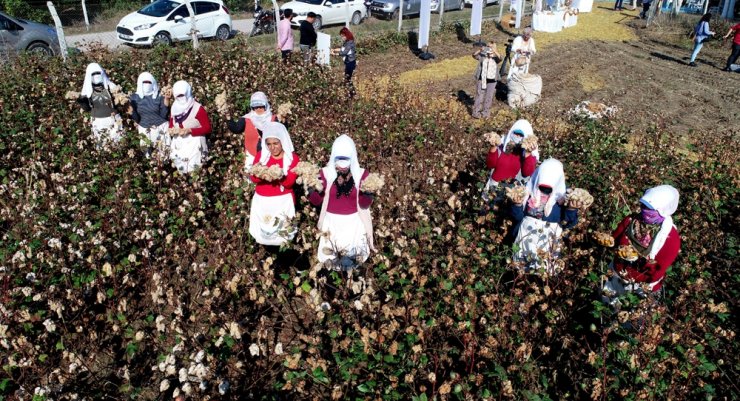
xmin=250 ymin=5 xmax=276 ymax=37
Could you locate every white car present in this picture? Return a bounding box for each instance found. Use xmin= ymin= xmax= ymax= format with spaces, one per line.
xmin=464 ymin=0 xmax=499 ymax=5
xmin=281 ymin=0 xmax=367 ymax=30
xmin=116 ymin=0 xmax=232 ymax=46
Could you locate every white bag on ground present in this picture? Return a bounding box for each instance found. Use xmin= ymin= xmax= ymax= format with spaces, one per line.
xmin=508 ymin=74 xmax=542 ymax=108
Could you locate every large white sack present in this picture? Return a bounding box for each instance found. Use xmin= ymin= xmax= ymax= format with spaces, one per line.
xmin=508 ymin=74 xmax=542 ymax=108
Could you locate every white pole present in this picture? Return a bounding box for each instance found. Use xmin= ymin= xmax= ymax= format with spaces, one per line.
xmin=439 ymin=0 xmax=445 ymax=28
xmin=398 ymin=0 xmax=404 ymax=32
xmin=498 ymin=0 xmax=505 ymax=22
xmin=184 ymin=0 xmax=199 ymax=49
xmin=81 ymin=0 xmax=90 ymax=31
xmin=345 ymin=1 xmax=350 ymax=27
xmin=702 ymin=0 xmax=708 ymax=14
xmin=46 ymin=2 xmax=68 ymax=61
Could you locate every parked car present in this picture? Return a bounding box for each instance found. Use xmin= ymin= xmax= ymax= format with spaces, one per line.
xmin=281 ymin=0 xmax=367 ymax=30
xmin=0 ymin=12 xmax=61 ymax=57
xmin=432 ymin=0 xmax=466 ymax=13
xmin=116 ymin=0 xmax=232 ymax=46
xmin=463 ymin=0 xmax=500 ymax=6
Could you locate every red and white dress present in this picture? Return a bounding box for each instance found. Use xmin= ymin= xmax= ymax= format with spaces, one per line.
xmin=249 ymin=151 xmax=300 ymax=246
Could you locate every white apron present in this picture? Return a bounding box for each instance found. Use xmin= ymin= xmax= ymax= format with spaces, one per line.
xmin=249 ymin=193 xmax=296 ymax=246
xmin=318 ymin=212 xmax=371 ymax=264
xmin=513 ymin=216 xmax=563 ymax=275
xmin=316 ymin=180 xmax=374 ymax=267
xmin=170 ymin=104 xmax=208 ymax=174
xmin=137 ymin=122 xmax=171 ymax=156
xmin=91 ymin=115 xmax=123 ymax=144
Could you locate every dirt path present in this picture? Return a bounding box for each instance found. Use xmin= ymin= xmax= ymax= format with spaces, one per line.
xmin=357 ymin=11 xmax=740 ymax=136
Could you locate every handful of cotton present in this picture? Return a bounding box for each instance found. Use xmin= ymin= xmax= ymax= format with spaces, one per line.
xmin=65 ymin=90 xmax=80 ymax=100
xmin=276 ymin=102 xmax=294 ymax=122
xmin=505 ymin=184 xmax=527 ymax=204
xmin=214 ymin=91 xmax=231 ymax=117
xmin=566 ymin=188 xmax=594 ymax=209
xmin=484 ymin=132 xmax=502 ymax=147
xmin=521 ymin=135 xmax=539 ymax=152
xmin=160 ymin=85 xmax=173 ymax=99
xmin=360 ymin=173 xmax=385 ymax=194
xmin=616 ymin=244 xmax=639 ymax=262
xmin=291 ymin=161 xmax=324 ymax=192
xmin=250 ymin=164 xmax=284 ymax=182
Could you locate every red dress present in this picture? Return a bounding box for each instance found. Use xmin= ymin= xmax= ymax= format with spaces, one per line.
xmin=250 ymin=151 xmax=300 ymax=201
xmin=612 ymin=216 xmax=681 ymax=291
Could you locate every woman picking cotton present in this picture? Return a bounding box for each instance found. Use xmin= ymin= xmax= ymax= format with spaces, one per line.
xmin=508 ymin=28 xmax=536 ymax=80
xmin=130 ymin=72 xmax=170 ymax=155
xmin=226 ymin=92 xmax=278 ymax=168
xmin=483 ymin=119 xmax=539 ymax=208
xmin=75 ymin=63 xmax=124 ymax=145
xmin=597 ymin=185 xmax=681 ymax=307
xmin=248 ymin=122 xmax=300 ymax=246
xmin=507 ymin=159 xmax=591 ymax=275
xmin=168 ymin=81 xmax=212 ymax=174
xmin=308 ymin=135 xmax=379 ymax=271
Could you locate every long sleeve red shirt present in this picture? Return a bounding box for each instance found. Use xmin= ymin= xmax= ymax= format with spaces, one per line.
xmin=250 ymin=151 xmax=300 ymax=200
xmin=612 ymin=216 xmax=681 ymax=291
xmin=486 ymin=148 xmax=537 ymax=182
xmin=169 ymin=105 xmax=211 ymax=137
xmin=309 ymin=170 xmax=373 ymax=214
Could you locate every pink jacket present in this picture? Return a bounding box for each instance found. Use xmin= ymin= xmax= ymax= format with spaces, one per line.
xmin=277 ymin=19 xmax=293 ymax=51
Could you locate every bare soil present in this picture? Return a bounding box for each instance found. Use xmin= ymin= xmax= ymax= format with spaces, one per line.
xmin=357 ymin=19 xmax=740 ymax=136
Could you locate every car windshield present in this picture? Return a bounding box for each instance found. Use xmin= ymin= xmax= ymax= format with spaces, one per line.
xmin=139 ymin=0 xmax=181 ymax=17
xmin=297 ymin=0 xmax=325 ymax=4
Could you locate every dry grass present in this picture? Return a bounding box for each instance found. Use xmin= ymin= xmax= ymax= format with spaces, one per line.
xmin=399 ymin=7 xmax=638 ymax=85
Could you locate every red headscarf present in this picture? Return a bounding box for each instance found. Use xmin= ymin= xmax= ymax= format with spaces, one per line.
xmin=339 ymin=27 xmax=354 ymax=41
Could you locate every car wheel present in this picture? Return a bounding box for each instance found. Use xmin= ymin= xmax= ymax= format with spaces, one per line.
xmin=351 ymin=11 xmax=362 ymax=25
xmin=153 ymin=31 xmax=172 ymax=47
xmin=313 ymin=16 xmax=322 ymax=30
xmin=26 ymin=41 xmax=53 ymax=56
xmin=216 ymin=24 xmax=230 ymax=41
xmin=459 ymin=0 xmax=465 ymax=10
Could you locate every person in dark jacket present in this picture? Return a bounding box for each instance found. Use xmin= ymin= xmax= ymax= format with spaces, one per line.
xmin=130 ymin=72 xmax=170 ymax=155
xmin=331 ymin=27 xmax=357 ymax=96
xmin=507 ymin=158 xmax=579 ymax=275
xmin=299 ymin=12 xmax=318 ymax=63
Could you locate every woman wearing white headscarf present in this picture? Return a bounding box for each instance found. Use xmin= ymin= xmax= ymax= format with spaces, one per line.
xmin=248 ymin=122 xmax=300 ymax=246
xmin=168 ymin=80 xmax=211 ymax=173
xmin=509 ymin=158 xmax=578 ymax=274
xmin=485 ymin=119 xmax=539 ymax=190
xmin=309 ymin=134 xmax=374 ymax=270
xmin=76 ymin=63 xmax=123 ymax=144
xmin=508 ymin=28 xmax=536 ymax=79
xmin=601 ymin=185 xmax=681 ymax=304
xmin=130 ymin=72 xmax=170 ymax=154
xmin=226 ymin=91 xmax=277 ymax=167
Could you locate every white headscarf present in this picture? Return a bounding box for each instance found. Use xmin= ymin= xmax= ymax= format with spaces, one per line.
xmin=258 ymin=122 xmax=295 ymax=175
xmin=639 ymin=185 xmax=679 ymax=260
xmin=524 ymin=158 xmax=566 ymax=218
xmin=171 ymin=80 xmax=195 ymax=118
xmin=80 ymin=63 xmax=112 ymax=97
xmin=243 ymin=91 xmax=273 ymax=130
xmin=501 ymin=119 xmax=540 ymax=160
xmin=135 ymin=72 xmax=160 ymax=99
xmin=322 ymin=134 xmax=364 ymax=189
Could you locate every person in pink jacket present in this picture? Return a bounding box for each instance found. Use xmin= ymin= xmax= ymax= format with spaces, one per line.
xmin=277 ymin=9 xmax=294 ymax=61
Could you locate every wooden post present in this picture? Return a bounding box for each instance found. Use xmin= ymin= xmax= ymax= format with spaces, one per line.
xmin=345 ymin=0 xmax=351 ymax=27
xmin=398 ymin=0 xmax=404 ymax=32
xmin=184 ymin=0 xmax=199 ymax=49
xmin=81 ymin=0 xmax=90 ymax=31
xmin=272 ymin=0 xmax=280 ymax=48
xmin=46 ymin=2 xmax=68 ymax=61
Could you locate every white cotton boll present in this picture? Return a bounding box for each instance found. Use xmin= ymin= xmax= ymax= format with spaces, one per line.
xmin=156 ymin=316 xmax=166 ymax=332
xmin=354 ymin=300 xmax=364 ymax=310
xmin=274 ymin=343 xmax=284 ymax=355
xmin=200 ymin=380 xmax=208 ymax=391
xmin=102 ymin=263 xmax=112 ymax=277
xmin=181 ymin=382 xmax=192 ymax=395
xmin=195 ymin=350 xmax=205 ymax=363
xmin=165 ymin=364 xmax=176 ymax=376
xmin=228 ymin=322 xmax=241 ymax=340
xmin=43 ymin=319 xmax=56 ymax=333
xmin=218 ymin=380 xmax=229 ymax=395
xmin=179 ymin=368 xmax=188 ymax=383
xmin=249 ymin=344 xmax=260 ymax=357
xmin=135 ymin=331 xmax=144 ymax=342
xmin=320 ymin=302 xmax=331 ymax=311
xmin=25 ymin=272 xmax=36 ymax=282
xmin=159 ymin=379 xmax=170 ymax=392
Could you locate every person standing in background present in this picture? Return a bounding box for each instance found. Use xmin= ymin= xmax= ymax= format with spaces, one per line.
xmin=471 ymin=43 xmax=501 ymax=119
xmin=722 ymin=22 xmax=740 ymax=72
xmin=299 ymin=12 xmax=318 ymax=64
xmin=614 ymin=0 xmax=624 ymax=11
xmin=640 ymin=0 xmax=652 ymax=19
xmin=689 ymin=13 xmax=715 ymax=67
xmin=332 ymin=27 xmax=357 ymax=96
xmin=277 ymin=8 xmax=294 ymax=61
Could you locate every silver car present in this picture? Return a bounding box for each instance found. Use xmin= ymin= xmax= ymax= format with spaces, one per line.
xmin=0 ymin=12 xmax=61 ymax=58
xmin=370 ymin=0 xmax=464 ymax=20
